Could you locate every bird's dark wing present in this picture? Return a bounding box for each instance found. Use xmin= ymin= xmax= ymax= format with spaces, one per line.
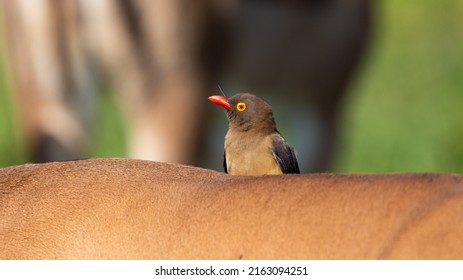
xmin=223 ymin=150 xmax=228 ymax=174
xmin=271 ymin=134 xmax=300 ymax=174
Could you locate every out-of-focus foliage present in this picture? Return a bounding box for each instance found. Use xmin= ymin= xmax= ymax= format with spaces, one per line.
xmin=335 ymin=0 xmax=463 ymax=173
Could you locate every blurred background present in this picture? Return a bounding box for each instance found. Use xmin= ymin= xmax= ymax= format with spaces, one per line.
xmin=0 ymin=0 xmax=462 ymax=174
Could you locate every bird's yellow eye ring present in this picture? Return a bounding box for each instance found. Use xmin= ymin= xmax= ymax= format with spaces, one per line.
xmin=236 ymin=102 xmax=246 ymax=112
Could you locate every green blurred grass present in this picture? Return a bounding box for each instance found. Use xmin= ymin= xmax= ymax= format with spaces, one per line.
xmin=334 ymin=0 xmax=463 ymax=173
xmin=0 ymin=14 xmax=26 ymax=166
xmin=1 ymin=1 xmax=463 ymax=172
xmin=85 ymin=90 xmax=128 ymax=159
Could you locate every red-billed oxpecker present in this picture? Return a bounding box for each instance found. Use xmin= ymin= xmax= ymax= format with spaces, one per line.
xmin=208 ymin=93 xmax=300 ymax=175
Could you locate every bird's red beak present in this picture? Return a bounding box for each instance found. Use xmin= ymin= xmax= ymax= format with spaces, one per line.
xmin=208 ymin=95 xmax=231 ymax=111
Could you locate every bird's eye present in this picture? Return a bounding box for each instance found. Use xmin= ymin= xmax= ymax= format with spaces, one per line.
xmin=236 ymin=102 xmax=246 ymax=112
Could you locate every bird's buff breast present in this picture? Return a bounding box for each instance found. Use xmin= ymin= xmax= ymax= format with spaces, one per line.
xmin=224 ymin=132 xmax=282 ymax=176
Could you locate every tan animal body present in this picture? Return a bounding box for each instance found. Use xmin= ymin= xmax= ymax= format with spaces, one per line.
xmin=1 ymin=158 xmax=463 ymax=259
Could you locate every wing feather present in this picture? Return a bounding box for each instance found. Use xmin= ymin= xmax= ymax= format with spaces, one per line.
xmin=271 ymin=134 xmax=300 ymax=174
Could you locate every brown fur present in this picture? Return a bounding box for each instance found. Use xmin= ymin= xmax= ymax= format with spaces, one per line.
xmin=1 ymin=158 xmax=463 ymax=259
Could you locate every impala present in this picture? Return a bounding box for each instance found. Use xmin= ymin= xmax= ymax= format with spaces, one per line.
xmin=1 ymin=158 xmax=462 ymax=259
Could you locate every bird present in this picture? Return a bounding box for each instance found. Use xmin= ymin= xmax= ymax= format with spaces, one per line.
xmin=208 ymin=93 xmax=300 ymax=175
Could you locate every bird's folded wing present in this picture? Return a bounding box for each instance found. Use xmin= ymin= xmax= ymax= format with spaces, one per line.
xmin=271 ymin=133 xmax=300 ymax=174
xmin=223 ymin=150 xmax=228 ymax=174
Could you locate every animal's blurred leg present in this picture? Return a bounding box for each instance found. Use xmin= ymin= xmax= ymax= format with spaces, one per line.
xmin=81 ymin=0 xmax=222 ymax=164
xmin=2 ymin=0 xmax=93 ymax=162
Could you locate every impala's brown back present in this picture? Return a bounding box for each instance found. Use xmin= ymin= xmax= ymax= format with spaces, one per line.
xmin=1 ymin=158 xmax=463 ymax=259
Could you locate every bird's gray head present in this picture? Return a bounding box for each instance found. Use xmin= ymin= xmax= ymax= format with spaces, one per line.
xmin=208 ymin=93 xmax=277 ymax=132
